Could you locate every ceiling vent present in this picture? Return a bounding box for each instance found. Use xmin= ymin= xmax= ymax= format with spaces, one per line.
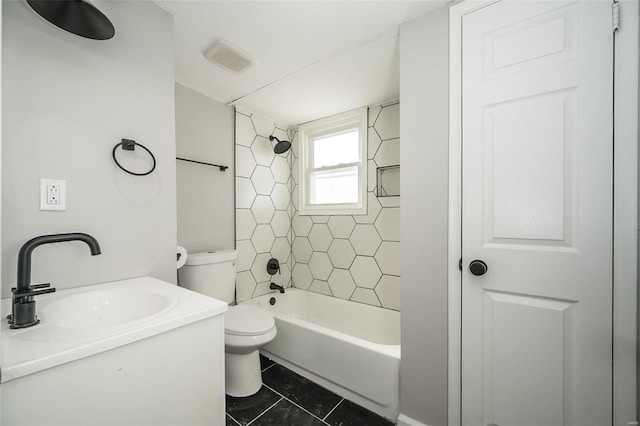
xmin=203 ymin=40 xmax=255 ymax=74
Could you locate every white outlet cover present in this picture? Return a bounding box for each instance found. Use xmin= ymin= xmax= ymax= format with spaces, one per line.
xmin=40 ymin=178 xmax=66 ymax=211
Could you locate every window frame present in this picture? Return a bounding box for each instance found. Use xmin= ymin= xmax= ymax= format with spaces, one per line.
xmin=298 ymin=108 xmax=368 ymax=216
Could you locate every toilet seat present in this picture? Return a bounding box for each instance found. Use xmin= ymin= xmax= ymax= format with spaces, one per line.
xmin=225 ymin=305 xmax=275 ymax=337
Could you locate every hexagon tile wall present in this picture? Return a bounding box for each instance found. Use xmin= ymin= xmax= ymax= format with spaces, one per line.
xmin=290 ymin=102 xmax=401 ymax=311
xmin=235 ymin=110 xmax=293 ymax=302
xmin=235 ymin=102 xmax=401 ymax=311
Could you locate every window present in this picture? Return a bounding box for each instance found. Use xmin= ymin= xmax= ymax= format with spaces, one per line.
xmin=298 ymin=108 xmax=367 ymax=215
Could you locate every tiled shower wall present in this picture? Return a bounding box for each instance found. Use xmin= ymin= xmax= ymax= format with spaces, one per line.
xmin=234 ymin=110 xmax=293 ymax=302
xmin=290 ymin=102 xmax=401 ymax=310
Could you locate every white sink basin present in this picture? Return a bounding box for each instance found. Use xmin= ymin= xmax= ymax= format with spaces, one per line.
xmin=40 ymin=288 xmax=173 ymax=328
xmin=2 ymin=277 xmax=228 ymax=383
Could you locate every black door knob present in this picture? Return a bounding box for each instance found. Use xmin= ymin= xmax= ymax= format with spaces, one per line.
xmin=469 ymin=260 xmax=488 ymax=276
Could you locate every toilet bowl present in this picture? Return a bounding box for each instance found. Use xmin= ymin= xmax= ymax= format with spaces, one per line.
xmin=178 ymin=250 xmax=278 ymax=397
xmin=224 ymin=304 xmax=277 ymax=396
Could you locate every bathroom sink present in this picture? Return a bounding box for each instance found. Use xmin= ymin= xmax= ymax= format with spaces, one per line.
xmin=40 ymin=288 xmax=173 ymax=328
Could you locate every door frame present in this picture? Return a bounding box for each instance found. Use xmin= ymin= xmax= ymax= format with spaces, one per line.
xmin=447 ymin=1 xmax=639 ymax=425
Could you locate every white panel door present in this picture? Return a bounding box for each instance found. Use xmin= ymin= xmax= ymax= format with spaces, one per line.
xmin=461 ymin=1 xmax=613 ymax=425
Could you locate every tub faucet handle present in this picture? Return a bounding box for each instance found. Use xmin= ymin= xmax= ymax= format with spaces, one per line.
xmin=266 ymin=258 xmax=281 ymax=276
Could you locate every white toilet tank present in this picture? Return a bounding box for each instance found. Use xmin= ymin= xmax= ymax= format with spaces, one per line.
xmin=179 ymin=250 xmax=238 ymax=304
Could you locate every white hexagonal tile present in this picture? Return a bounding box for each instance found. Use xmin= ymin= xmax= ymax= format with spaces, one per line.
xmin=354 ymin=192 xmax=382 ymax=223
xmin=375 ymin=241 xmax=400 ymax=275
xmin=328 ymin=269 xmax=356 ymax=300
xmin=350 ymin=224 xmax=381 ymax=256
xmin=375 ymin=207 xmax=400 ymax=241
xmin=251 ymin=114 xmax=275 ymax=138
xmin=253 ymin=281 xmax=272 ymax=297
xmin=251 ymin=252 xmax=273 ymax=283
xmin=368 ymin=127 xmax=381 ymax=160
xmin=308 ymin=224 xmax=332 ymax=252
xmin=236 ymin=177 xmax=256 ymax=209
xmin=312 ymin=216 xmax=330 ymax=223
xmin=270 ymin=237 xmax=290 ymax=264
xmin=374 ymin=138 xmax=399 ymax=167
xmin=272 ymin=127 xmax=289 ymax=142
xmin=291 ymin=157 xmax=300 ymax=184
xmin=350 ymin=288 xmax=381 ymax=307
xmin=292 ymin=237 xmax=312 ymax=263
xmin=379 ymin=195 xmax=400 ymax=208
xmin=374 ymin=103 xmax=399 ymax=140
xmin=278 ymin=263 xmax=292 ymax=287
xmin=251 ymin=136 xmax=275 ymax=167
xmin=272 ymin=156 xmax=290 ymax=184
xmin=292 ymin=214 xmax=313 ymax=237
xmin=308 ymin=252 xmax=333 ymax=281
xmin=271 ymin=210 xmax=290 ymax=237
xmin=328 ymin=216 xmax=355 ymax=238
xmin=251 ymin=225 xmax=275 ymax=253
xmin=368 ymin=105 xmax=382 ymax=127
xmin=235 ymin=113 xmax=256 ymax=147
xmin=291 ymin=131 xmax=299 ymax=158
xmin=271 ymin=184 xmax=290 ymax=210
xmin=236 ymin=209 xmax=256 ymax=240
xmin=236 ymin=240 xmax=256 ymax=272
xmin=375 ymin=275 xmax=401 ymax=310
xmin=292 ymin=263 xmax=312 ymax=289
xmin=235 ymin=271 xmax=256 ymax=303
xmin=309 ymin=279 xmax=332 ymax=296
xmin=291 ymin=185 xmax=300 ymax=210
xmin=251 ymin=195 xmax=275 ymax=224
xmin=251 ymin=166 xmax=275 ymax=195
xmin=368 ymin=159 xmax=377 ymax=192
xmin=327 ymin=239 xmax=356 ymax=269
xmin=350 ymin=256 xmax=382 ymax=288
xmin=236 ymin=145 xmax=256 ymax=178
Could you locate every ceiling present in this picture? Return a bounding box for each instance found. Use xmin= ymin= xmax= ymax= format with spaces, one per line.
xmin=155 ymin=1 xmax=447 ymax=127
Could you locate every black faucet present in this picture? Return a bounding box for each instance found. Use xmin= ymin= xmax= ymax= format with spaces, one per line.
xmin=9 ymin=233 xmax=102 ymax=329
xmin=269 ymin=282 xmax=285 ymax=294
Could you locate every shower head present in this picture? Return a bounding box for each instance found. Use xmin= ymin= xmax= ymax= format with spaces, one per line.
xmin=269 ymin=136 xmax=291 ymax=155
xmin=27 ymin=0 xmax=115 ymax=41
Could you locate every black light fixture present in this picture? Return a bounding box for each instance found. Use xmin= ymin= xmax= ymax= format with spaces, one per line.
xmin=27 ymin=0 xmax=115 ymax=41
xmin=269 ymin=136 xmax=291 ymax=155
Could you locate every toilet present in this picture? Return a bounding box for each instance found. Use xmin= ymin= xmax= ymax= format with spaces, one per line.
xmin=179 ymin=250 xmax=277 ymax=397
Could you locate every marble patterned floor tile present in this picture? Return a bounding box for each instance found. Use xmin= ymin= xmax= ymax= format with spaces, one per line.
xmin=226 ymin=386 xmax=281 ymax=426
xmin=262 ymin=364 xmax=342 ymax=418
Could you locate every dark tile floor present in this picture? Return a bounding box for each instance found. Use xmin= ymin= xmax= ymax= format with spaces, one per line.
xmin=226 ymin=355 xmax=395 ymax=426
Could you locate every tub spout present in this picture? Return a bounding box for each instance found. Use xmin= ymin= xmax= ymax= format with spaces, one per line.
xmin=269 ymin=282 xmax=285 ymax=294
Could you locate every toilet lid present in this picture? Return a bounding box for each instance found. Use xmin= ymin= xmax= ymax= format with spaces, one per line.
xmin=226 ymin=305 xmax=275 ymax=336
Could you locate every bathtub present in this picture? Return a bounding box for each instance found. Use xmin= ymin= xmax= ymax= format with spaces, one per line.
xmin=243 ymin=288 xmax=400 ymax=421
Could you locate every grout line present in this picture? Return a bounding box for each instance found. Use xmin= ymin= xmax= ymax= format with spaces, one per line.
xmin=322 ymin=398 xmax=344 ymax=422
xmin=261 ymin=362 xmax=277 ymax=373
xmin=226 ymin=414 xmax=242 ymax=426
xmin=262 ymin=383 xmax=331 ymax=425
xmin=245 ymin=396 xmax=283 ymax=426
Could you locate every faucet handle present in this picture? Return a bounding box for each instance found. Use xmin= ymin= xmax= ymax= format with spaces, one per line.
xmin=11 ymin=283 xmax=51 ymax=292
xmin=31 ymin=283 xmax=51 ymax=289
xmin=14 ymin=287 xmax=56 ymax=299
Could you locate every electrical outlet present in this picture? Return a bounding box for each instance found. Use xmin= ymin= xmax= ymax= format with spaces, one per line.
xmin=40 ymin=179 xmax=66 ymax=211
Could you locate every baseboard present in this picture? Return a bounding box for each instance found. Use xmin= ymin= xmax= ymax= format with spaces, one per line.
xmin=397 ymin=413 xmax=429 ymax=426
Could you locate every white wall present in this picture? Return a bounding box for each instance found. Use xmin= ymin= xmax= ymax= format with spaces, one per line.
xmin=176 ymin=83 xmax=234 ymax=253
xmin=399 ymin=6 xmax=449 ymax=426
xmin=2 ymin=1 xmax=176 ymax=298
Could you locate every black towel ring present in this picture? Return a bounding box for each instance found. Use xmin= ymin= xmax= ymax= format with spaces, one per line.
xmin=112 ymin=139 xmax=156 ymax=176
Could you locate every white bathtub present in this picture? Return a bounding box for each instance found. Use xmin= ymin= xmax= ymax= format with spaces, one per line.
xmin=243 ymin=288 xmax=400 ymax=421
